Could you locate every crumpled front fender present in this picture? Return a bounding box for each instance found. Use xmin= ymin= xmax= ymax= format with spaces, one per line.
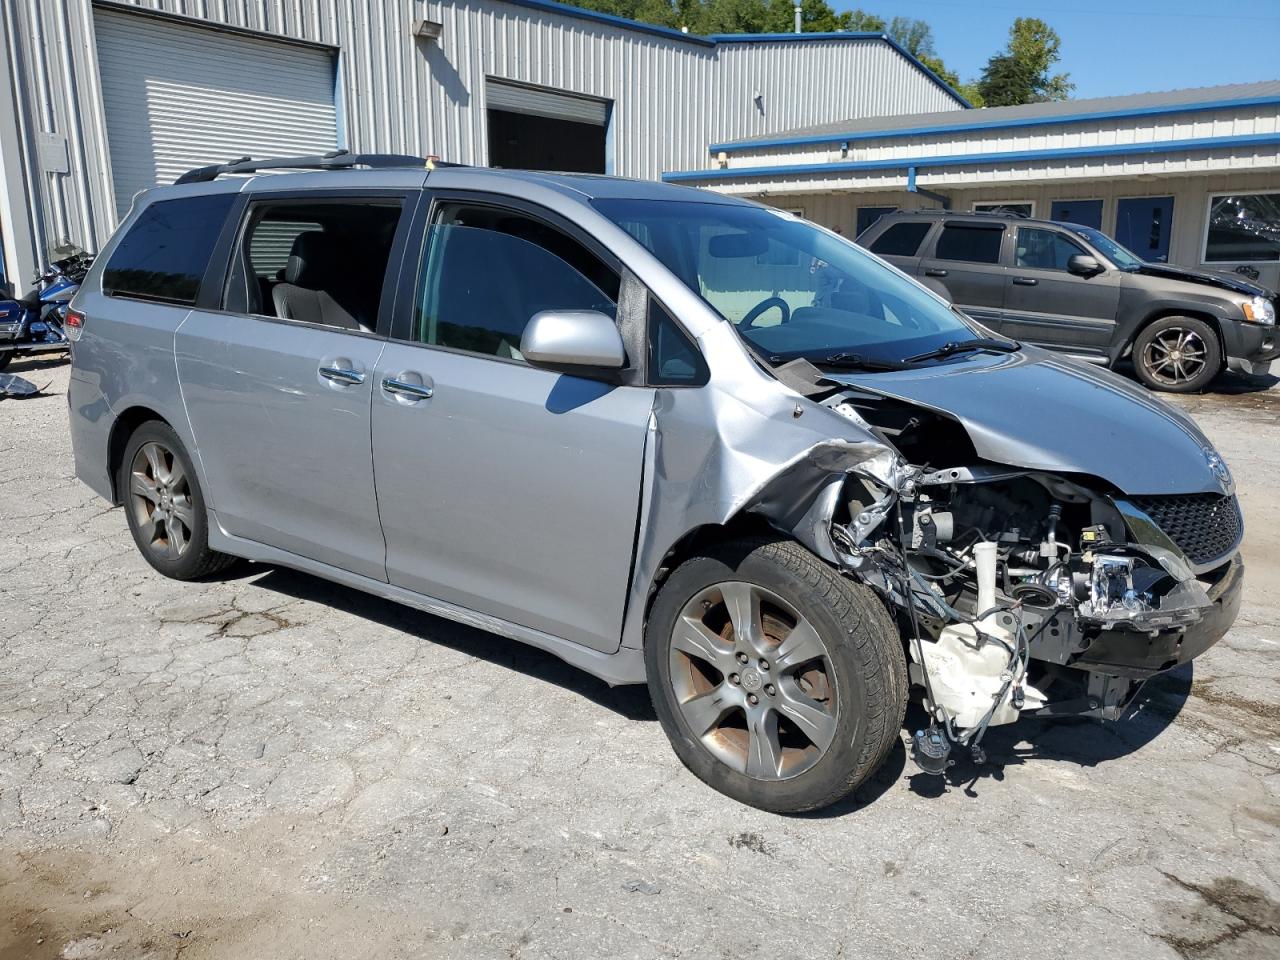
xmin=618 ymin=324 xmax=906 ymax=651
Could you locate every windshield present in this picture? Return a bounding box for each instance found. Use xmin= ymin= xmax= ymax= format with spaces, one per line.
xmin=1069 ymin=226 xmax=1145 ymax=271
xmin=593 ymin=198 xmax=994 ymax=367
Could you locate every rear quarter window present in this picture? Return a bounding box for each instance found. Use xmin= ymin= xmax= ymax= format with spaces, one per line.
xmin=103 ymin=193 xmax=235 ymax=305
xmin=868 ymin=221 xmax=932 ymax=257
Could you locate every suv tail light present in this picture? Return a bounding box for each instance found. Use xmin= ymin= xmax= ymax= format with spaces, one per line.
xmin=64 ymin=307 xmax=85 ymax=341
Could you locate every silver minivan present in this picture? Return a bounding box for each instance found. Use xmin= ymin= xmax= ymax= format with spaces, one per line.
xmin=68 ymin=154 xmax=1243 ymax=812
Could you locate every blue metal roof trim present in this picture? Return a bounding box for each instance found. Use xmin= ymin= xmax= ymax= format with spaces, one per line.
xmin=710 ymin=93 xmax=1280 ymax=154
xmin=664 ymin=131 xmax=1280 ymax=182
xmin=487 ymin=4 xmax=971 ymax=105
xmin=705 ymin=31 xmax=883 ymax=42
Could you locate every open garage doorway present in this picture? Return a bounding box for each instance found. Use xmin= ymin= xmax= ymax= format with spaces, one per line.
xmin=485 ymin=80 xmax=610 ymax=174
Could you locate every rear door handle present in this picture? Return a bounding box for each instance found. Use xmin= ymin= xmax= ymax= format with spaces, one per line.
xmin=382 ymin=376 xmax=434 ymax=400
xmin=924 ymin=268 xmax=948 ymax=277
xmin=319 ymin=365 xmax=365 ymax=385
xmin=1013 ymin=277 xmax=1039 ymax=286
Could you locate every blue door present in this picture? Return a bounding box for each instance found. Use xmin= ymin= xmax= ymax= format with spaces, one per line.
xmin=856 ymin=206 xmax=897 ymax=237
xmin=1050 ymin=199 xmax=1102 ymax=229
xmin=1116 ymin=196 xmax=1174 ymax=263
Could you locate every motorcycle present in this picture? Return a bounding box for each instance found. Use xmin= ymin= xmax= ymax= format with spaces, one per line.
xmin=0 ymin=243 xmax=93 ymax=372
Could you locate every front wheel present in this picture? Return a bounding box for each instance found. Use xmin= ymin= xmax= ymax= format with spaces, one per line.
xmin=645 ymin=537 xmax=907 ymax=813
xmin=1132 ymin=316 xmax=1221 ymax=393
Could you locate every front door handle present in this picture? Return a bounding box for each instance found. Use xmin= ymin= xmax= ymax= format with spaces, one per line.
xmin=319 ymin=365 xmax=365 ymax=385
xmin=1013 ymin=277 xmax=1039 ymax=286
xmin=924 ymin=268 xmax=949 ymax=277
xmin=382 ymin=376 xmax=434 ymax=400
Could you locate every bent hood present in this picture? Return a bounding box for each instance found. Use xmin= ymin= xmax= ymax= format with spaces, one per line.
xmin=830 ymin=350 xmax=1228 ymax=496
xmin=1134 ymin=262 xmax=1275 ymax=298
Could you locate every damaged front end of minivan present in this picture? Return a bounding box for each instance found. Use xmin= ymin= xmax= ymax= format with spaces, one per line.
xmin=627 ymin=332 xmax=1243 ymax=774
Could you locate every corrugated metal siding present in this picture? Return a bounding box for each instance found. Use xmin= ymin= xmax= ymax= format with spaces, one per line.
xmin=95 ymin=8 xmax=338 ymax=214
xmin=3 ymin=0 xmax=961 ymax=260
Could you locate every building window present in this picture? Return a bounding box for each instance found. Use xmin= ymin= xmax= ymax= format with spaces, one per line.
xmin=1204 ymin=193 xmax=1280 ymax=263
xmin=973 ymin=201 xmax=1034 ymax=219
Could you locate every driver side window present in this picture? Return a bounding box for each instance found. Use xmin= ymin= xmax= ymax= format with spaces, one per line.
xmin=1016 ymin=227 xmax=1088 ymax=271
xmin=414 ymin=203 xmax=620 ymax=361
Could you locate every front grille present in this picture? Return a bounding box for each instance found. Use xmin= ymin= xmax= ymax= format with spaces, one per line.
xmin=1130 ymin=493 xmax=1242 ymax=566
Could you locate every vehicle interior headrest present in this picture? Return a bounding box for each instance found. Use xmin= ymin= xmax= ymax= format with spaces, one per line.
xmin=285 ymin=231 xmax=334 ymax=286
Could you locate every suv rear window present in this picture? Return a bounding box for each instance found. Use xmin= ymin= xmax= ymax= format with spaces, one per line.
xmin=868 ymin=221 xmax=931 ymax=257
xmin=935 ymin=223 xmax=1004 ymax=265
xmin=103 ymin=194 xmax=235 ymax=305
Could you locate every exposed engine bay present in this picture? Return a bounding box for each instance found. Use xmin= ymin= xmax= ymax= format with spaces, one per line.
xmin=811 ymin=387 xmax=1241 ymax=773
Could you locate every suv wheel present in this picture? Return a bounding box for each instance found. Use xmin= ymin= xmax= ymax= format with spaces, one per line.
xmin=1132 ymin=316 xmax=1221 ymax=393
xmin=120 ymin=421 xmax=236 ymax=580
xmin=645 ymin=537 xmax=907 ymax=813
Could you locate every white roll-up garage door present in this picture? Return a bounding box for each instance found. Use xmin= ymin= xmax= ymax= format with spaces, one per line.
xmin=485 ymin=79 xmax=609 ymax=126
xmin=95 ymin=10 xmax=339 ymax=216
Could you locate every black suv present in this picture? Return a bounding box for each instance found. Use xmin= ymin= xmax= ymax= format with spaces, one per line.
xmin=857 ymin=210 xmax=1278 ymax=392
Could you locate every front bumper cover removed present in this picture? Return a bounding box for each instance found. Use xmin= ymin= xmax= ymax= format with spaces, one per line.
xmin=1073 ymin=553 xmax=1243 ymax=679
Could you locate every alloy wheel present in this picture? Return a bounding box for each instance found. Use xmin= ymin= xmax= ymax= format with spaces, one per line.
xmin=1142 ymin=327 xmax=1208 ymax=387
xmin=128 ymin=441 xmax=195 ymax=560
xmin=668 ymin=581 xmax=839 ymax=781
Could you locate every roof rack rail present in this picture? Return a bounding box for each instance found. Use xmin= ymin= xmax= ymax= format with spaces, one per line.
xmin=174 ymin=149 xmax=461 ymax=185
xmin=908 ymin=208 xmax=1032 ymax=219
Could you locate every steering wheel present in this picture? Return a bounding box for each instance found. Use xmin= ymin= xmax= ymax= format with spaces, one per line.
xmin=740 ymin=296 xmax=791 ymax=329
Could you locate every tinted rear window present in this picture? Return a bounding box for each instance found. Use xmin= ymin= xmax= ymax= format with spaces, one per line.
xmin=868 ymin=221 xmax=932 ymax=257
xmin=103 ymin=194 xmax=235 ymax=304
xmin=935 ymin=223 xmax=1005 ymax=264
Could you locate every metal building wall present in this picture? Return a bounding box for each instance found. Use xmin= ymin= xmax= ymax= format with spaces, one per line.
xmin=702 ymin=102 xmax=1280 ymax=172
xmin=675 ymin=101 xmax=1280 ymax=195
xmin=762 ymin=167 xmax=1280 ymax=290
xmin=710 ymin=39 xmax=959 ymax=148
xmin=0 ymin=0 xmax=962 ymax=279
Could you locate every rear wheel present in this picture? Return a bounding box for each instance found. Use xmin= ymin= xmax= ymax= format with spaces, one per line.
xmin=119 ymin=421 xmax=236 ymax=580
xmin=1132 ymin=316 xmax=1221 ymax=393
xmin=645 ymin=537 xmax=906 ymax=813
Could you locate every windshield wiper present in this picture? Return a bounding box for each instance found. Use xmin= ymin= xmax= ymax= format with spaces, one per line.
xmin=903 ymin=337 xmax=1020 ymax=364
xmin=808 ymin=352 xmax=910 ymax=372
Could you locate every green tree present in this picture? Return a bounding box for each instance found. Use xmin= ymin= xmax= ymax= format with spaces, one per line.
xmin=763 ymin=0 xmax=885 ymax=34
xmin=886 ymin=16 xmax=968 ymax=104
xmin=977 ymin=17 xmax=1073 ymax=106
xmin=887 ymin=16 xmax=933 ymax=57
xmin=573 ymin=0 xmax=680 ymax=28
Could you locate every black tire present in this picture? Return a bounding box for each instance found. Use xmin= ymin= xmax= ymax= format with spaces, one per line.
xmin=0 ymin=351 xmax=12 ymax=372
xmin=119 ymin=421 xmax=237 ymax=580
xmin=1132 ymin=316 xmax=1221 ymax=393
xmin=645 ymin=536 xmax=907 ymax=813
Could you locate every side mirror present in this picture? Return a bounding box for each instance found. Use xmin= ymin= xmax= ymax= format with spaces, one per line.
xmin=521 ymin=310 xmax=626 ymax=374
xmin=1067 ymin=254 xmax=1102 ymax=276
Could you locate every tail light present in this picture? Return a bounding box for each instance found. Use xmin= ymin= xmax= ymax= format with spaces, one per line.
xmin=64 ymin=307 xmax=85 ymax=341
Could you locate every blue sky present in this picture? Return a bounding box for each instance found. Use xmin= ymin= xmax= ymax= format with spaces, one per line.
xmin=844 ymin=0 xmax=1280 ymax=99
